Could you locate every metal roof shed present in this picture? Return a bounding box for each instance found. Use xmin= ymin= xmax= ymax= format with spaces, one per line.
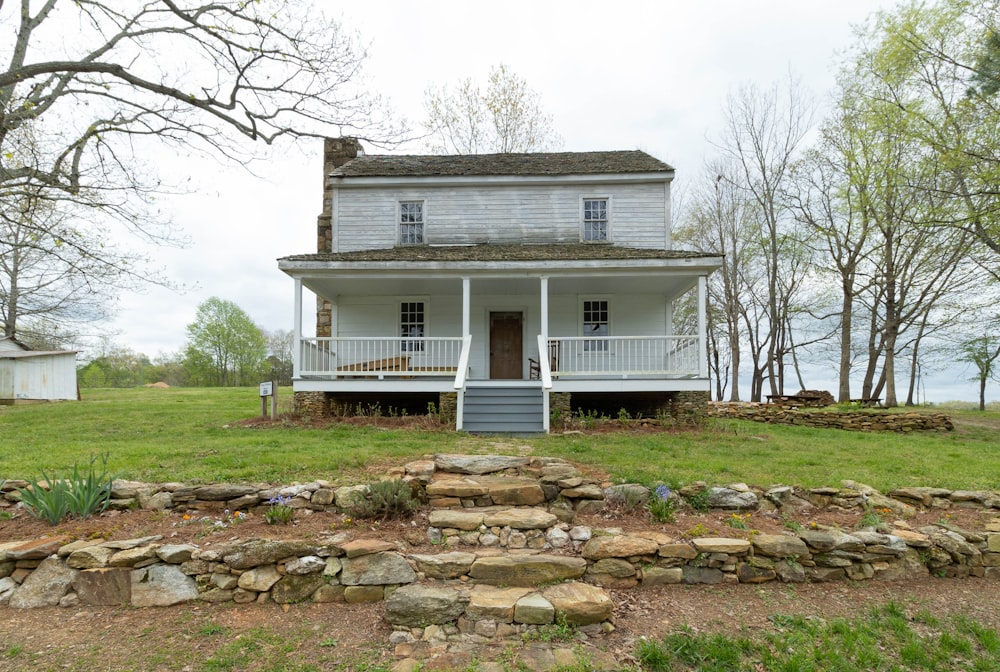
xmin=0 ymin=338 xmax=78 ymax=403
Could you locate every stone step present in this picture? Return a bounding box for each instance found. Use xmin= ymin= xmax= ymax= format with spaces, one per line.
xmin=384 ymin=580 xmax=612 ymax=629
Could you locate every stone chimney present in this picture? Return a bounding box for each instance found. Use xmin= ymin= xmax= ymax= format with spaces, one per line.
xmin=316 ymin=137 xmax=363 ymax=253
xmin=316 ymin=137 xmax=362 ymax=337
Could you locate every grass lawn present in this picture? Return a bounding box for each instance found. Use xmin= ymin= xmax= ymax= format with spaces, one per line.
xmin=1 ymin=387 xmax=997 ymax=491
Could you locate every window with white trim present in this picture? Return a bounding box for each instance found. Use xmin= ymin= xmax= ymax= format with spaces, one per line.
xmin=582 ymin=198 xmax=608 ymax=241
xmin=399 ymin=201 xmax=424 ymax=244
xmin=400 ymin=302 xmax=425 ymax=351
xmin=582 ymin=299 xmax=609 ymax=351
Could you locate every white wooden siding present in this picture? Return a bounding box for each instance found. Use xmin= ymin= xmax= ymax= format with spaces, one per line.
xmin=333 ymin=183 xmax=669 ymax=252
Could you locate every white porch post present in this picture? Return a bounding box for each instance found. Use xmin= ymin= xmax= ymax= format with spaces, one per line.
xmin=697 ymin=276 xmax=708 ymax=378
xmin=540 ymin=276 xmax=549 ymax=338
xmin=293 ymin=277 xmax=302 ymax=379
xmin=462 ymin=276 xmax=471 ymax=337
xmin=457 ymin=276 xmax=471 ymax=431
xmin=540 ymin=276 xmax=550 ymax=432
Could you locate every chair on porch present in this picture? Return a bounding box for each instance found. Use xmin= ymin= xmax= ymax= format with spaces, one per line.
xmin=529 ymin=341 xmax=560 ymax=380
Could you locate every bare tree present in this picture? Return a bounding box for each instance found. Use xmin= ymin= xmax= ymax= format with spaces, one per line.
xmin=713 ymin=76 xmax=815 ymax=399
xmin=1 ymin=1 xmax=401 ymax=311
xmin=677 ymin=160 xmax=763 ymax=401
xmin=423 ymin=64 xmax=562 ymax=154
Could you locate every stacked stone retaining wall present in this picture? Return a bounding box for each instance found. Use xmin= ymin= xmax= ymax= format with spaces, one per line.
xmin=2 ymin=455 xmax=999 ymax=667
xmin=707 ymin=402 xmax=954 ymax=432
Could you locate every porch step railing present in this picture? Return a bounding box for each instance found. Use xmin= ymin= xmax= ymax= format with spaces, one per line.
xmin=547 ymin=335 xmax=700 ymax=377
xmin=298 ymin=337 xmax=463 ymax=377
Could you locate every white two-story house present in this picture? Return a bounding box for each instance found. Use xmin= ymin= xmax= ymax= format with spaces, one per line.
xmin=278 ymin=138 xmax=722 ymax=433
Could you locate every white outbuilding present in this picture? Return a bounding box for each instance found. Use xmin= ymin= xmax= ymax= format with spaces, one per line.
xmin=0 ymin=336 xmax=78 ymax=404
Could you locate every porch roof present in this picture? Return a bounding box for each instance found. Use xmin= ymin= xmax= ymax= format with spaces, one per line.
xmin=279 ymin=244 xmax=718 ymax=265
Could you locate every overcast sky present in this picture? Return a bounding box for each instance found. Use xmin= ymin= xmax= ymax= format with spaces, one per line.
xmin=99 ymin=0 xmax=988 ymax=402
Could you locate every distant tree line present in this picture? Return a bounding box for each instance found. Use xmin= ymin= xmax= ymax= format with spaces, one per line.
xmin=77 ymin=298 xmax=293 ymax=389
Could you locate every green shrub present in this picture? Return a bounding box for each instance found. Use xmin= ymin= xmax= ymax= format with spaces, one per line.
xmin=350 ymin=479 xmax=418 ymax=520
xmin=17 ymin=454 xmax=113 ymax=525
xmin=17 ymin=474 xmax=71 ymax=525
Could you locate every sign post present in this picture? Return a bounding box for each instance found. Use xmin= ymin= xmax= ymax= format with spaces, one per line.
xmin=259 ymin=381 xmax=275 ymax=419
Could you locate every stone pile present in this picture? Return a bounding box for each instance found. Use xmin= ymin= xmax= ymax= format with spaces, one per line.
xmin=707 ymin=403 xmax=954 ymax=432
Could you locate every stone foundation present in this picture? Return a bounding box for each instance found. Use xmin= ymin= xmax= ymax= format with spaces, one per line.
xmin=550 ymin=392 xmax=571 ymax=422
xmin=439 ymin=392 xmax=457 ymax=426
xmin=292 ymin=391 xmax=328 ymax=417
xmin=664 ymin=390 xmax=710 ymax=426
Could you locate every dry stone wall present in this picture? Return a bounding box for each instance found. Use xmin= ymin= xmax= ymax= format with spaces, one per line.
xmin=3 ymin=455 xmax=1000 ymax=663
xmin=707 ymin=402 xmax=954 ymax=432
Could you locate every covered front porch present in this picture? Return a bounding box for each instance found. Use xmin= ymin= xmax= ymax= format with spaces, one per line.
xmin=280 ymin=250 xmax=721 ymax=432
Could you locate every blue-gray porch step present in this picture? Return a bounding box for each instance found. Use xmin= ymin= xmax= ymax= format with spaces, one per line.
xmin=462 ymin=385 xmax=545 ymax=434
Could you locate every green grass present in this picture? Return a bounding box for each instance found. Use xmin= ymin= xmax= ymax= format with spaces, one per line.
xmin=637 ymin=603 xmax=1000 ymax=671
xmin=0 ymin=387 xmax=998 ymax=490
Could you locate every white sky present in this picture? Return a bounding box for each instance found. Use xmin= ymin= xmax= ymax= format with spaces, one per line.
xmin=99 ymin=0 xmax=989 ymax=402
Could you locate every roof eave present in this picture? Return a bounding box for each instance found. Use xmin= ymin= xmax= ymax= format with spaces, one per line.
xmin=278 ymin=256 xmax=722 ymax=276
xmin=327 ymin=171 xmax=674 ymax=189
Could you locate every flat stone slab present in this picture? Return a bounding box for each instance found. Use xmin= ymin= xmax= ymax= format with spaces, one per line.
xmin=581 ymin=535 xmax=659 ymax=560
xmin=3 ymin=536 xmax=71 ymax=561
xmin=385 ymin=584 xmax=470 ymax=626
xmin=466 ymin=585 xmax=535 ymax=622
xmin=428 ymin=510 xmax=485 ymax=531
xmin=469 ymin=554 xmax=587 ymax=586
xmin=514 ymin=593 xmax=555 ymax=625
xmin=426 ymin=477 xmax=490 ymax=498
xmin=340 ymin=552 xmax=416 ymax=586
xmin=192 ymin=484 xmax=258 ymax=501
xmin=753 ymin=534 xmax=810 ymax=558
xmin=692 ymin=538 xmax=752 ymax=554
xmin=482 ymin=477 xmax=546 ymax=506
xmin=541 ymin=581 xmax=613 ymax=625
xmin=483 ymin=508 xmax=557 ymax=530
xmin=341 ymin=539 xmax=396 ymax=558
xmin=434 ymin=454 xmax=530 ymax=475
xmin=409 ymin=552 xmax=477 ymax=579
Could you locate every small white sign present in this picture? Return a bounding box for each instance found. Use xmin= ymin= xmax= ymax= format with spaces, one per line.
xmin=259 ymin=381 xmax=273 ymax=397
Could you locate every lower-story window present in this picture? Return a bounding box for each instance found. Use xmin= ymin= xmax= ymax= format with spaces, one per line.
xmin=401 ymin=301 xmax=425 ymax=351
xmin=583 ymin=299 xmax=609 ymax=351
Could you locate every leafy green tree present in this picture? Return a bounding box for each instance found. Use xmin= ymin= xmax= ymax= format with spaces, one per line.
xmin=862 ymin=0 xmax=1000 ymax=258
xmin=957 ymin=326 xmax=1000 ymax=411
xmin=77 ymin=342 xmax=152 ymax=388
xmin=185 ymin=298 xmax=267 ymax=387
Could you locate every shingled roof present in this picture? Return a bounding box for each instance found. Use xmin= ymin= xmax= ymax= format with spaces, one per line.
xmin=280 ymin=244 xmax=715 ymax=264
xmin=331 ymin=150 xmax=674 ymax=178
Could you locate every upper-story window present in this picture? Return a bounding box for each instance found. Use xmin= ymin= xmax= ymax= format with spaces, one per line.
xmin=582 ymin=198 xmax=609 ymax=242
xmin=399 ymin=201 xmax=424 ymax=244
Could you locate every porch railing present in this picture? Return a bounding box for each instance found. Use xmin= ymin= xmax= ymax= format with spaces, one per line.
xmin=298 ymin=337 xmax=464 ymax=377
xmin=547 ymin=335 xmax=700 ymax=377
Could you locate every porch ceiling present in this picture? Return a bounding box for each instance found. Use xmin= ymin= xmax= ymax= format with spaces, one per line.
xmin=298 ymin=272 xmax=698 ymax=301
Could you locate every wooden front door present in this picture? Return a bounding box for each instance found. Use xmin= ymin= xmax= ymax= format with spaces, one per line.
xmin=489 ymin=312 xmax=523 ymax=379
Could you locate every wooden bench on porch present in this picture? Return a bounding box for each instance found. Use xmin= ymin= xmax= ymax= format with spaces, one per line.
xmin=338 ymin=356 xmax=410 ymax=375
